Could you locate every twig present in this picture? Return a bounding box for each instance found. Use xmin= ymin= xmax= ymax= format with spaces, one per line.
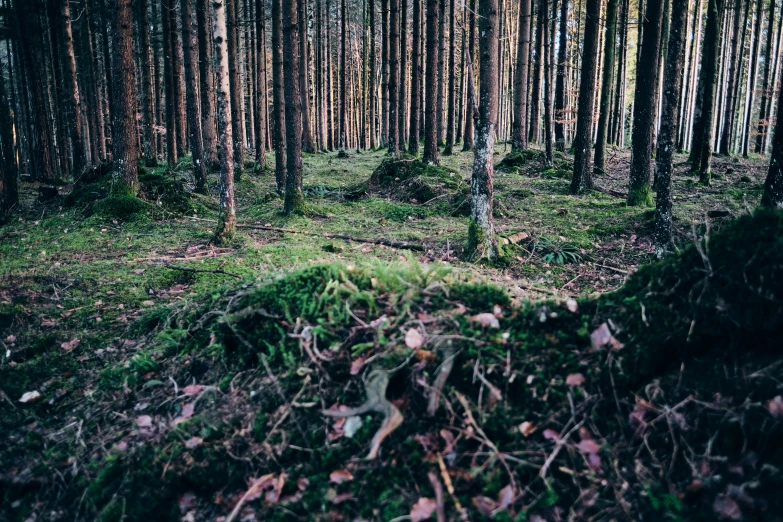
xmin=164 ymin=264 xmax=241 ymax=279
xmin=593 ymin=262 xmax=630 ymax=275
xmin=428 ymin=471 xmax=447 ymax=522
xmin=241 ymin=224 xmax=426 ymax=251
xmin=592 ymin=185 xmax=627 ymax=198
xmin=0 ymin=388 xmax=17 ymax=410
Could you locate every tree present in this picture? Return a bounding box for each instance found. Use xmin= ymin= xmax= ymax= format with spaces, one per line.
xmin=755 ymin=0 xmax=777 ymax=153
xmin=409 ymin=0 xmax=422 ymax=153
xmin=594 ymin=0 xmax=619 ymax=176
xmin=467 ymin=0 xmax=499 ymax=260
xmin=462 ymin=0 xmax=476 ymax=151
xmin=512 ymin=0 xmax=531 ymax=152
xmin=762 ymin=80 xmax=783 ymax=206
xmin=554 ymin=0 xmax=569 ymax=151
xmin=255 ymin=0 xmax=268 ymax=165
xmin=423 ymin=0 xmax=440 ymax=164
xmin=299 ymin=0 xmax=316 ymax=153
xmin=283 ymin=0 xmax=305 ymax=214
xmin=137 ymin=0 xmax=158 ymax=166
xmin=61 ymin=0 xmax=88 ymax=174
xmin=162 ymin=0 xmax=178 ymax=165
xmin=369 ymin=0 xmax=378 ymax=149
xmin=655 ymin=0 xmax=688 ymax=256
xmin=399 ymin=0 xmax=409 ymax=149
xmin=340 ymin=0 xmax=348 ymax=151
xmin=388 ymin=0 xmax=400 ymax=154
xmin=0 ymin=54 xmax=17 ymax=213
xmin=227 ymin=0 xmax=245 ymax=175
xmin=381 ymin=0 xmax=389 ymax=146
xmin=719 ymin=0 xmax=746 ymax=155
xmin=528 ymin=3 xmax=543 ymax=143
xmin=272 ymin=0 xmax=287 ymax=192
xmin=443 ymin=0 xmax=456 ymax=155
xmin=212 ymin=0 xmax=236 ymax=242
xmin=181 ymin=0 xmax=208 ymax=193
xmin=570 ymin=0 xmax=601 ymax=194
xmin=626 ymin=0 xmax=664 ymax=205
xmin=197 ymin=0 xmax=219 ymax=167
xmin=541 ymin=0 xmax=553 ymax=166
xmin=742 ymin=0 xmax=763 ymax=157
xmin=110 ymin=0 xmax=141 ymax=195
xmin=436 ymin=0 xmax=446 ymax=144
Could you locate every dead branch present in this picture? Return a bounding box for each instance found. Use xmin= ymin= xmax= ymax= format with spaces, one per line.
xmin=163 ymin=264 xmax=241 ymax=279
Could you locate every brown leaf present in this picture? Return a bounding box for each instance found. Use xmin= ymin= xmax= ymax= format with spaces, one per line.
xmin=136 ymin=415 xmax=153 ymax=428
xmin=243 ymin=474 xmax=277 ymax=503
xmin=767 ymin=396 xmax=783 ymax=417
xmin=471 ymin=312 xmax=500 ymax=328
xmin=587 ymin=452 xmax=602 ymax=471
xmin=40 ymin=317 xmax=56 ymax=327
xmin=472 ymin=496 xmax=498 ymax=517
xmin=496 ymin=484 xmax=515 ymax=511
xmin=415 ymin=349 xmax=437 ymax=362
xmin=18 ymin=391 xmax=42 ymax=404
xmin=185 ymin=436 xmax=203 ymax=448
xmin=172 ymin=402 xmax=195 ymax=426
xmin=178 ymin=492 xmax=197 ymax=513
xmin=590 ymin=323 xmax=623 ymax=350
xmin=543 ymin=429 xmax=561 ymax=441
xmin=493 ymin=304 xmax=504 ymax=318
xmin=577 ymin=439 xmax=601 ymax=455
xmin=566 ymin=373 xmax=586 ymax=387
xmin=5 ymin=334 xmax=16 ymax=343
xmin=405 ymin=328 xmax=425 ymax=349
xmin=325 ymin=489 xmax=354 ymax=504
xmin=519 ymin=421 xmax=536 ymax=437
xmin=141 ymin=300 xmax=155 ymax=307
xmin=329 ymin=469 xmax=354 ymax=484
xmin=566 ymin=299 xmax=578 ymax=313
xmin=350 ymin=357 xmax=365 ymax=375
xmin=410 ymin=497 xmax=437 ymax=522
xmin=713 ymin=495 xmax=742 ymax=520
xmin=182 ymin=384 xmax=205 ymax=395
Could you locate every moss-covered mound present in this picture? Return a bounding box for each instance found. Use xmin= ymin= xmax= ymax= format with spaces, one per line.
xmin=496 ymin=149 xmax=543 ymax=171
xmin=3 ymin=211 xmax=783 ymax=522
xmin=348 ymin=156 xmax=471 ymax=215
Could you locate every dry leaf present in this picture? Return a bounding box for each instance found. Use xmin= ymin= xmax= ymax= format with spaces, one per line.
xmin=472 ymin=496 xmax=497 ymax=517
xmin=493 ymin=304 xmax=503 ymax=317
xmin=350 ymin=357 xmax=365 ymax=375
xmin=172 ymin=402 xmax=195 ymax=426
xmin=543 ymin=429 xmax=561 ymax=441
xmin=519 ymin=421 xmax=536 ymax=437
xmin=577 ymin=439 xmax=601 ymax=455
xmin=141 ymin=300 xmax=155 ymax=307
xmin=60 ymin=338 xmax=80 ymax=351
xmin=496 ymin=485 xmax=514 ymax=511
xmin=185 ymin=436 xmax=203 ymax=448
xmin=415 ymin=349 xmax=436 ymax=362
xmin=182 ymin=384 xmax=205 ymax=395
xmin=713 ymin=495 xmax=742 ymax=520
xmin=410 ymin=497 xmax=437 ymax=522
xmin=329 ymin=469 xmax=354 ymax=484
xmin=40 ymin=317 xmax=56 ymax=327
xmin=405 ymin=328 xmax=425 ymax=349
xmin=136 ymin=415 xmax=153 ymax=428
xmin=19 ymin=391 xmax=42 ymax=404
xmin=5 ymin=335 xmax=16 ymax=343
xmin=566 ymin=373 xmax=586 ymax=387
xmin=471 ymin=312 xmax=500 ymax=328
xmin=767 ymin=396 xmax=783 ymax=417
xmin=590 ymin=323 xmax=623 ymax=350
xmin=178 ymin=492 xmax=197 ymax=513
xmin=566 ymin=299 xmax=578 ymax=313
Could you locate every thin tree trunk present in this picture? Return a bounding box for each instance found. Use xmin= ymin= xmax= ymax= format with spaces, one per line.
xmin=423 ymin=0 xmax=440 ymax=163
xmin=369 ymin=0 xmax=378 ymax=148
xmin=554 ymin=0 xmax=568 ymax=151
xmin=755 ymin=0 xmax=776 ymax=153
xmin=528 ymin=3 xmax=543 ymax=143
xmin=462 ymin=0 xmax=476 ymax=151
xmin=283 ymin=0 xmax=305 ymax=214
xmin=61 ymin=0 xmax=88 ymax=173
xmin=388 ymin=0 xmax=400 ymax=153
xmin=340 ymin=0 xmax=348 ymax=150
xmin=226 ymin=0 xmax=245 ymax=175
xmin=570 ymin=0 xmax=601 ymax=194
xmin=742 ymin=0 xmax=763 ymax=157
xmin=255 ymin=0 xmax=268 ymax=164
xmin=162 ymin=0 xmax=178 ymax=165
xmin=443 ymin=0 xmax=456 ymax=154
xmin=542 ymin=0 xmax=553 ymax=165
xmin=137 ymin=0 xmax=158 ymax=165
xmin=594 ymin=0 xmax=618 ymax=175
xmin=512 ymin=0 xmax=532 ymax=152
xmin=381 ymin=0 xmax=389 ymax=146
xmin=436 ymin=0 xmax=446 ymax=144
xmin=696 ymin=0 xmax=725 ymax=182
xmin=272 ymin=0 xmax=286 ymax=192
xmin=408 ymin=0 xmax=421 ymax=153
xmin=762 ymin=63 xmax=783 ymax=205
xmin=398 ymin=0 xmax=408 ymax=149
xmin=299 ymin=0 xmax=316 ymax=152
xmin=197 ymin=0 xmax=219 ymax=167
xmin=719 ymin=0 xmax=746 ymax=154
xmin=181 ymin=0 xmax=207 ymax=193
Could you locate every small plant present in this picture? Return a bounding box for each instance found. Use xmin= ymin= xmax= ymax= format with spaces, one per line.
xmin=533 ymin=238 xmax=584 ymax=264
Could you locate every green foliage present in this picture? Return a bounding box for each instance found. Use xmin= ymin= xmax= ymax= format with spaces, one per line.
xmin=533 ymin=238 xmax=584 ymax=264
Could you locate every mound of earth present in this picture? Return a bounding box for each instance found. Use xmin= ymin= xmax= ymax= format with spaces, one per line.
xmin=2 ymin=210 xmax=783 ymax=521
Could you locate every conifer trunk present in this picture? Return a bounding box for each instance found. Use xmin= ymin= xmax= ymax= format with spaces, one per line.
xmin=443 ymin=0 xmax=456 ymax=155
xmin=594 ymin=0 xmax=619 ymax=175
xmin=300 ymin=0 xmax=316 ymax=153
xmin=719 ymin=0 xmax=745 ymax=155
xmin=271 ymin=0 xmax=286 ymax=192
xmin=227 ymin=0 xmax=245 ymax=175
xmin=197 ymin=0 xmax=219 ymax=167
xmin=408 ymin=0 xmax=421 ymax=153
xmin=399 ymin=0 xmax=409 ymax=149
xmin=283 ymin=0 xmax=305 ymax=214
xmin=61 ymin=0 xmax=88 ymax=173
xmin=255 ymin=0 xmax=268 ymax=164
xmin=528 ymin=4 xmax=543 ymax=143
xmin=423 ymin=0 xmax=440 ymax=163
xmin=461 ymin=0 xmax=476 ymax=151
xmin=554 ymin=0 xmax=568 ymax=151
xmin=137 ymin=0 xmax=158 ymax=166
xmin=755 ymin=0 xmax=776 ymax=153
xmin=388 ymin=0 xmax=400 ymax=153
xmin=181 ymin=0 xmax=208 ymax=193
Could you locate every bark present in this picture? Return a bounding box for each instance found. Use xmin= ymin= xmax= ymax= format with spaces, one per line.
xmin=110 ymin=0 xmax=140 ymax=195
xmin=570 ymin=0 xmax=601 ymax=194
xmin=197 ymin=0 xmax=219 ymax=167
xmin=695 ymin=0 xmax=725 ymax=183
xmin=719 ymin=0 xmax=745 ymax=155
xmin=398 ymin=0 xmax=408 ymax=149
xmin=423 ymin=0 xmax=440 ymax=164
xmin=137 ymin=0 xmax=158 ymax=165
xmin=282 ymin=0 xmax=305 ymax=215
xmin=755 ymin=0 xmax=776 ymax=153
xmin=0 ymin=49 xmax=17 ymax=212
xmin=627 ymin=0 xmax=664 ymax=205
xmin=594 ymin=0 xmax=618 ymax=175
xmin=212 ymin=0 xmax=236 ymax=242
xmin=87 ymin=0 xmax=108 ymax=161
xmin=255 ymin=0 xmax=268 ymax=164
xmin=655 ymin=0 xmax=688 ymax=256
xmin=467 ymin=0 xmax=499 ymax=260
xmin=436 ymin=0 xmax=446 ymax=144
xmin=340 ymin=0 xmax=348 ymax=150
xmin=762 ymin=68 xmax=783 ymax=205
xmin=443 ymin=0 xmax=456 ymax=155
xmin=408 ymin=0 xmax=421 ymax=153
xmin=381 ymin=0 xmax=389 ymax=146
xmin=181 ymin=0 xmax=207 ymax=193
xmin=541 ymin=0 xmax=553 ymax=166
xmin=528 ymin=3 xmax=543 ymax=143
xmin=369 ymin=0 xmax=377 ymax=148
xmin=511 ymin=0 xmax=531 ymax=152
xmin=742 ymin=0 xmax=763 ymax=157
xmin=299 ymin=0 xmax=316 ymax=153
xmin=272 ymin=0 xmax=286 ymax=192
xmin=61 ymin=0 xmax=88 ymax=173
xmin=15 ymin=0 xmax=57 ymax=182
xmin=554 ymin=0 xmax=569 ymax=151
xmin=162 ymin=0 xmax=178 ymax=165
xmin=461 ymin=0 xmax=476 ymax=151
xmin=388 ymin=0 xmax=400 ymax=153
xmin=227 ymin=0 xmax=245 ymax=175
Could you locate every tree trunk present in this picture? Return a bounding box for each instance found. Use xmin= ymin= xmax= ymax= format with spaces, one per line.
xmin=528 ymin=4 xmax=543 ymax=143
xmin=423 ymin=0 xmax=440 ymax=163
xmin=339 ymin=0 xmax=348 ymax=150
xmin=408 ymin=0 xmax=421 ymax=153
xmin=467 ymin=0 xmax=499 ymax=260
xmin=398 ymin=0 xmax=408 ymax=149
xmin=255 ymin=0 xmax=268 ymax=164
xmin=696 ymin=0 xmax=725 ymax=183
xmin=0 ymin=44 xmax=18 ymax=212
xmin=762 ymin=66 xmax=783 ymax=205
xmin=110 ymin=0 xmax=140 ymax=195
xmin=755 ymin=0 xmax=776 ymax=153
xmin=554 ymin=0 xmax=569 ymax=151
xmin=137 ymin=0 xmax=158 ymax=166
xmin=283 ymin=0 xmax=305 ymax=214
xmin=271 ymin=0 xmax=286 ymax=192
xmin=436 ymin=0 xmax=446 ymax=144
xmin=655 ymin=0 xmax=688 ymax=256
xmin=162 ymin=0 xmax=178 ymax=165
xmin=299 ymin=0 xmax=315 ymax=153
xmin=627 ymin=0 xmax=664 ymax=205
xmin=443 ymin=0 xmax=456 ymax=154
xmin=719 ymin=0 xmax=745 ymax=155
xmin=461 ymin=0 xmax=476 ymax=151
xmin=542 ymin=0 xmax=553 ymax=166
xmin=369 ymin=0 xmax=377 ymax=149
xmin=381 ymin=0 xmax=389 ymax=146
xmin=61 ymin=0 xmax=88 ymax=173
xmin=570 ymin=0 xmax=601 ymax=194
xmin=181 ymin=0 xmax=208 ymax=193
xmin=197 ymin=0 xmax=219 ymax=167
xmin=594 ymin=0 xmax=619 ymax=175
xmin=742 ymin=0 xmax=763 ymax=157
xmin=212 ymin=0 xmax=236 ymax=242
xmin=388 ymin=0 xmax=400 ymax=154
xmin=226 ymin=0 xmax=244 ymax=176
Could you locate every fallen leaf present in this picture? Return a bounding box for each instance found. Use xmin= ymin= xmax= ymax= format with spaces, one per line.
xmin=496 ymin=484 xmax=514 ymax=511
xmin=566 ymin=373 xmax=586 ymax=387
xmin=410 ymin=497 xmax=437 ymax=522
xmin=493 ymin=304 xmax=503 ymax=318
xmin=329 ymin=469 xmax=354 ymax=484
xmin=472 ymin=496 xmax=497 ymax=517
xmin=590 ymin=323 xmax=623 ymax=350
xmin=40 ymin=318 xmax=56 ymax=327
xmin=185 ymin=436 xmax=203 ymax=448
xmin=587 ymin=452 xmax=602 ymax=471
xmin=566 ymin=299 xmax=578 ymax=313
xmin=343 ymin=416 xmax=363 ymax=438
xmin=141 ymin=300 xmax=155 ymax=307
xmin=61 ymin=338 xmax=80 ymax=351
xmin=133 ymin=269 xmax=146 ymax=275
xmin=543 ymin=429 xmax=561 ymax=441
xmin=182 ymin=384 xmax=205 ymax=395
xmin=178 ymin=492 xmax=197 ymax=513
xmin=414 ymin=349 xmax=436 ymax=362
xmin=18 ymin=391 xmax=42 ymax=404
xmin=350 ymin=357 xmax=365 ymax=375
xmin=325 ymin=489 xmax=354 ymax=504
xmin=471 ymin=312 xmax=500 ymax=328
xmin=136 ymin=415 xmax=153 ymax=428
xmin=713 ymin=494 xmax=742 ymax=520
xmin=244 ymin=474 xmax=277 ymax=503
xmin=577 ymin=439 xmax=601 ymax=455
xmin=405 ymin=328 xmax=425 ymax=349
xmin=767 ymin=396 xmax=783 ymax=417
xmin=5 ymin=335 xmax=16 ymax=343
xmin=519 ymin=421 xmax=536 ymax=437
xmin=172 ymin=402 xmax=195 ymax=426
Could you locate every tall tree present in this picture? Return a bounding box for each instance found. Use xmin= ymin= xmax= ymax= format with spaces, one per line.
xmin=0 ymin=50 xmax=17 ymax=212
xmin=109 ymin=0 xmax=140 ymax=195
xmin=719 ymin=0 xmax=745 ymax=155
xmin=762 ymin=68 xmax=783 ymax=206
xmin=755 ymin=0 xmax=777 ymax=153
xmin=541 ymin=0 xmax=553 ymax=166
xmin=272 ymin=0 xmax=286 ymax=192
xmin=255 ymin=0 xmax=268 ymax=164
xmin=381 ymin=0 xmax=389 ymax=146
xmin=409 ymin=0 xmax=422 ymax=153
xmin=462 ymin=0 xmax=476 ymax=151
xmin=369 ymin=0 xmax=378 ymax=148
xmin=443 ymin=0 xmax=457 ymax=154
xmin=61 ymin=0 xmax=88 ymax=173
xmin=399 ymin=0 xmax=409 ymax=149
xmin=742 ymin=0 xmax=763 ymax=157
xmin=197 ymin=0 xmax=219 ymax=167
xmin=436 ymin=0 xmax=446 ymax=144
xmin=212 ymin=0 xmax=236 ymax=242
xmin=655 ymin=0 xmax=688 ymax=256
xmin=181 ymin=0 xmax=208 ymax=193
xmin=594 ymin=0 xmax=619 ymax=175
xmin=227 ymin=0 xmax=245 ymax=175
xmin=388 ymin=0 xmax=400 ymax=153
xmin=570 ymin=0 xmax=601 ymax=194
xmin=512 ymin=0 xmax=532 ymax=152
xmin=554 ymin=0 xmax=569 ymax=151
xmin=283 ymin=0 xmax=305 ymax=214
xmin=423 ymin=0 xmax=440 ymax=163
xmin=467 ymin=0 xmax=499 ymax=260
xmin=137 ymin=0 xmax=158 ymax=166
xmin=340 ymin=0 xmax=348 ymax=150
xmin=627 ymin=0 xmax=664 ymax=205
xmin=299 ymin=0 xmax=316 ymax=153
xmin=528 ymin=3 xmax=543 ymax=143
xmin=161 ymin=0 xmax=178 ymax=165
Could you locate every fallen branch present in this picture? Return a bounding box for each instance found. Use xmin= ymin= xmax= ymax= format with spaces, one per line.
xmin=593 ymin=185 xmax=627 ymax=199
xmin=240 ymin=224 xmax=425 ymax=252
xmin=163 ymin=264 xmax=241 ymax=279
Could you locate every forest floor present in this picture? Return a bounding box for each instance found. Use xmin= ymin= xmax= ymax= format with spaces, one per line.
xmin=0 ymin=145 xmax=780 ymax=522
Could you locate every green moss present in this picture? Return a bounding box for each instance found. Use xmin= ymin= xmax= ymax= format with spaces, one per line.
xmin=626 ymin=184 xmax=653 ymax=207
xmin=93 ymin=196 xmax=150 ymax=219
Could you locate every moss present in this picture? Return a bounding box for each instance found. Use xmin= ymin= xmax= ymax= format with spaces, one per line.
xmin=626 ymin=184 xmax=654 ymax=207
xmin=496 ymin=149 xmax=542 ymax=172
xmin=93 ymin=196 xmax=150 ymax=219
xmin=465 ymin=220 xmax=502 ymax=261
